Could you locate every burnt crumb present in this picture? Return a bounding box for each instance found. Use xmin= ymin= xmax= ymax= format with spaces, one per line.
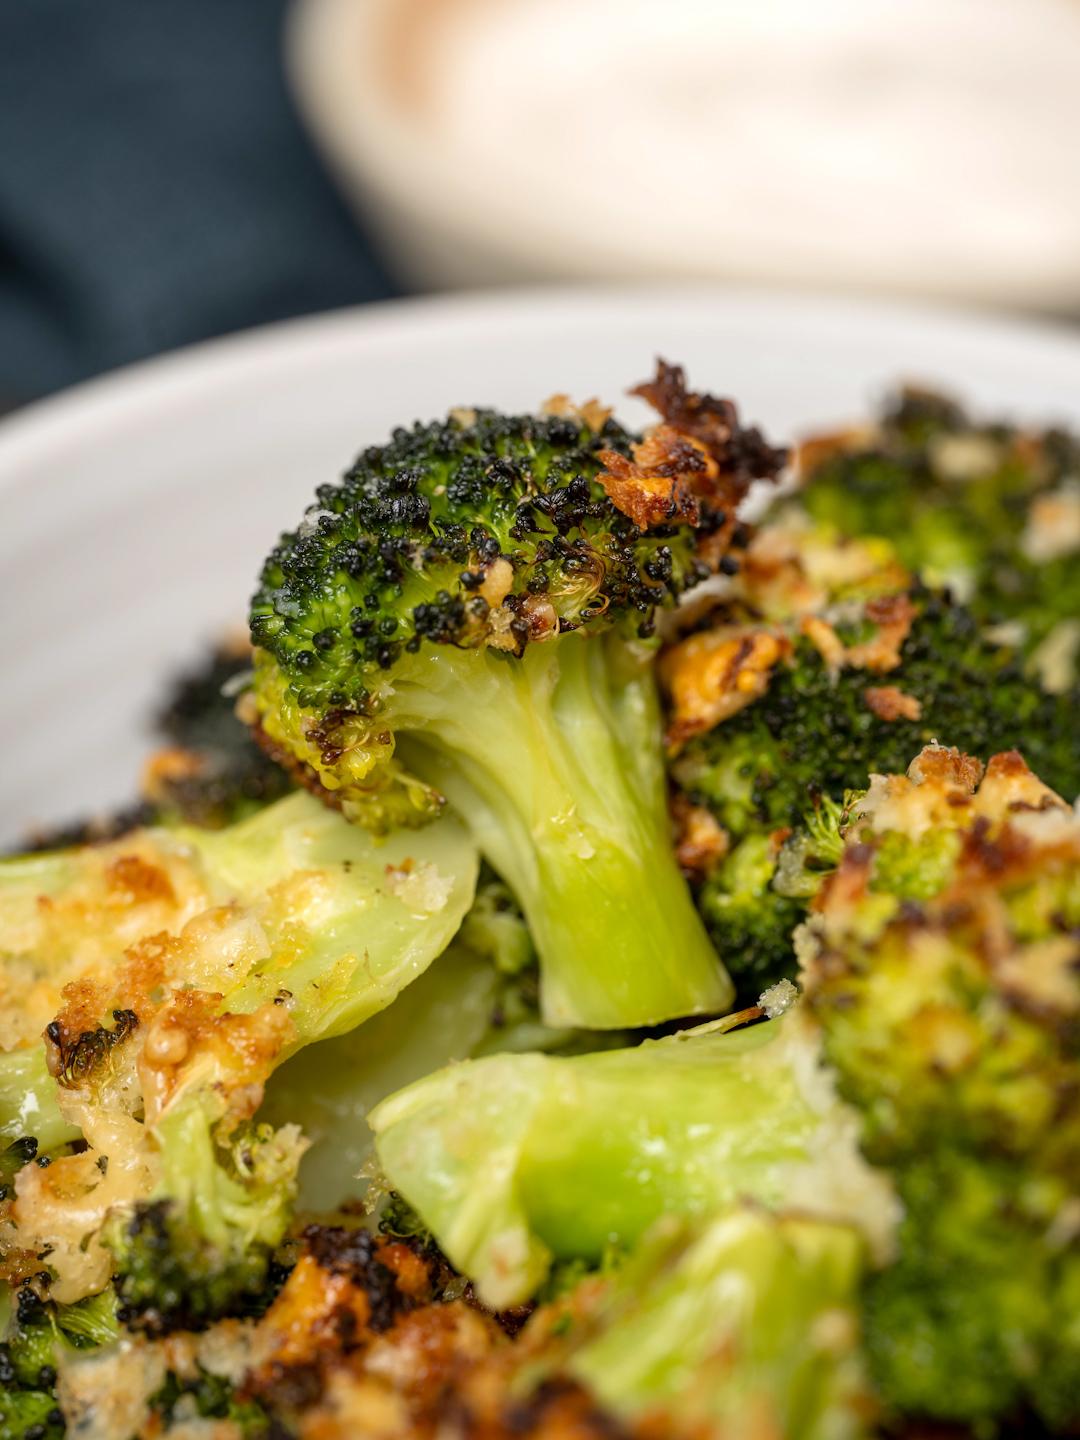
xmin=45 ymin=1009 xmax=138 ymax=1089
xmin=303 ymin=1224 xmax=403 ymax=1334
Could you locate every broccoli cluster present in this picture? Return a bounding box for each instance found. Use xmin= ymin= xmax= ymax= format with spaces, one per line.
xmin=2 ymin=367 xmax=1078 ymax=1440
xmin=664 ymin=516 xmax=1080 ymax=997
xmin=792 ymin=386 xmax=1080 ymax=687
xmin=372 ymin=744 xmax=1080 ymax=1435
xmin=247 ymin=366 xmax=785 ymax=1029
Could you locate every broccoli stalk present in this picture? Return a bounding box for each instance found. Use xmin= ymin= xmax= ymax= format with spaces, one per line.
xmin=0 ymin=1058 xmax=76 ymax=1157
xmin=382 ymin=631 xmax=726 ymax=1026
xmin=249 ymin=369 xmax=786 ymax=1027
xmin=370 ymin=1002 xmax=892 ymax=1309
xmin=371 ymin=745 xmax=1080 ymax=1433
xmin=563 ymin=1209 xmax=871 ymax=1440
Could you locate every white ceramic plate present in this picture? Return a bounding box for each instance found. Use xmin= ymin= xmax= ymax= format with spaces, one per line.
xmin=4 ymin=286 xmax=1080 ymax=848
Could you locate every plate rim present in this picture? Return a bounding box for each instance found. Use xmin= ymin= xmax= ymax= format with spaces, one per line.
xmin=4 ymin=283 xmax=1080 ymax=486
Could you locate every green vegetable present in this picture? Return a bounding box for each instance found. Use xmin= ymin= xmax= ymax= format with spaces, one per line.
xmin=0 ymin=790 xmax=477 ymax=1327
xmin=248 ymin=378 xmax=785 ymax=1026
xmin=793 ymin=386 xmax=1080 ymax=683
xmin=673 ymin=589 xmax=1080 ymax=997
xmin=370 ymin=1004 xmax=889 ymax=1309
xmin=371 ymin=746 xmax=1080 ymax=1431
xmin=565 ymin=1209 xmax=871 ymax=1440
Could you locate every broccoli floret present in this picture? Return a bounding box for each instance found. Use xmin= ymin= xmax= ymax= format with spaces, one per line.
xmin=370 ymin=746 xmax=1080 ymax=1433
xmin=148 ymin=1365 xmax=269 ymax=1436
xmin=247 ymin=365 xmax=786 ymax=1028
xmin=0 ymin=790 xmax=477 ymax=1313
xmin=145 ymin=638 xmax=293 ymax=828
xmin=0 ymin=1285 xmax=117 ymax=1440
xmin=793 ymin=386 xmax=1080 ymax=686
xmin=666 ymin=558 xmax=1080 ymax=998
xmin=0 ymin=1387 xmax=63 ymax=1440
xmin=107 ymin=1104 xmax=302 ymax=1335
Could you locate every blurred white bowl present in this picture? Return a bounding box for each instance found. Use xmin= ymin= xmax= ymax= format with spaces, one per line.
xmin=4 ymin=285 xmax=1080 ymax=848
xmin=288 ymin=0 xmax=1080 ymax=308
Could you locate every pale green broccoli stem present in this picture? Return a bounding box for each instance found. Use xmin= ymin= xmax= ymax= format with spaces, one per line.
xmin=0 ymin=1049 xmax=78 ymax=1152
xmin=152 ymin=1097 xmax=301 ymax=1259
xmin=566 ymin=1209 xmax=871 ymax=1440
xmin=371 ymin=1010 xmax=894 ymax=1307
xmin=393 ymin=631 xmax=732 ymax=1029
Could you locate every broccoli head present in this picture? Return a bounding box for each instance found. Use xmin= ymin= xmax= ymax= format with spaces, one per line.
xmin=247 ymin=363 xmax=787 ymax=1028
xmin=664 ymin=514 xmax=1080 ymax=997
xmin=792 ymin=385 xmax=1080 ymax=688
xmin=0 ymin=789 xmax=477 ymax=1320
xmin=370 ymin=745 xmax=1080 ymax=1433
xmin=800 ymin=744 xmax=1080 ymax=1430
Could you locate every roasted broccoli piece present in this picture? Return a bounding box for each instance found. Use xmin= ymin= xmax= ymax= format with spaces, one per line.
xmin=562 ymin=1209 xmax=871 ymax=1440
xmin=262 ymin=869 xmax=629 ymax=1209
xmin=793 ymin=386 xmax=1080 ymax=687
xmin=0 ymin=790 xmax=477 ymax=1325
xmin=144 ymin=637 xmax=293 ymax=828
xmin=247 ymin=364 xmax=786 ymax=1028
xmin=106 ymin=1108 xmax=301 ymax=1335
xmin=370 ymin=990 xmax=893 ymax=1308
xmin=0 ymin=1284 xmax=117 ymax=1440
xmin=663 ymin=516 xmax=1080 ymax=996
xmin=371 ymin=745 xmax=1080 ymax=1433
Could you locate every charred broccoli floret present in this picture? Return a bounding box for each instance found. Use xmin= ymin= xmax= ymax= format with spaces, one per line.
xmin=247 ymin=364 xmax=786 ymax=1028
xmin=106 ymin=1109 xmax=301 ymax=1335
xmin=370 ymin=745 xmax=1080 ymax=1433
xmin=664 ymin=516 xmax=1080 ymax=996
xmin=792 ymin=386 xmax=1080 ymax=688
xmin=144 ymin=638 xmax=293 ymax=828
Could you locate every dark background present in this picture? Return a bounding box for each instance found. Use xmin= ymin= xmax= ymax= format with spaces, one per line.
xmin=0 ymin=0 xmax=397 ymax=407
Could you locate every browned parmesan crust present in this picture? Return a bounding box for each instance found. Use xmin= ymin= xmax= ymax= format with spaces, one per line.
xmin=596 ymin=360 xmax=787 ymax=539
xmin=659 ymin=626 xmax=791 ymax=750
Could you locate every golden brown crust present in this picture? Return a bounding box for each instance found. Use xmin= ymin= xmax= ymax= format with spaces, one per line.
xmin=597 ymin=361 xmax=786 ymax=542
xmin=802 ymin=594 xmax=916 ymax=676
xmin=660 ymin=626 xmax=790 ymax=750
xmin=863 ymin=686 xmax=923 ymax=723
xmin=596 ymin=426 xmax=715 ymax=532
xmin=671 ymin=794 xmax=730 ymax=879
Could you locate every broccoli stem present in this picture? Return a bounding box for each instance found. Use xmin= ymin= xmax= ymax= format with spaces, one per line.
xmin=393 ymin=631 xmax=731 ymax=1029
xmin=0 ymin=1049 xmax=78 ymax=1153
xmin=564 ymin=1209 xmax=870 ymax=1440
xmin=371 ymin=1011 xmax=893 ymax=1307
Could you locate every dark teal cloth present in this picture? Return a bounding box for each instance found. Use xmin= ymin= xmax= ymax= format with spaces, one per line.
xmin=0 ymin=0 xmax=397 ymax=404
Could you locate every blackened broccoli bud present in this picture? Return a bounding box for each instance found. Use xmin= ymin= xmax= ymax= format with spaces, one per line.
xmin=111 ymin=1200 xmax=284 ymax=1337
xmin=146 ymin=640 xmax=294 ymax=828
xmin=44 ymin=1009 xmax=137 ymax=1089
xmin=248 ymin=368 xmax=785 ymax=1028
